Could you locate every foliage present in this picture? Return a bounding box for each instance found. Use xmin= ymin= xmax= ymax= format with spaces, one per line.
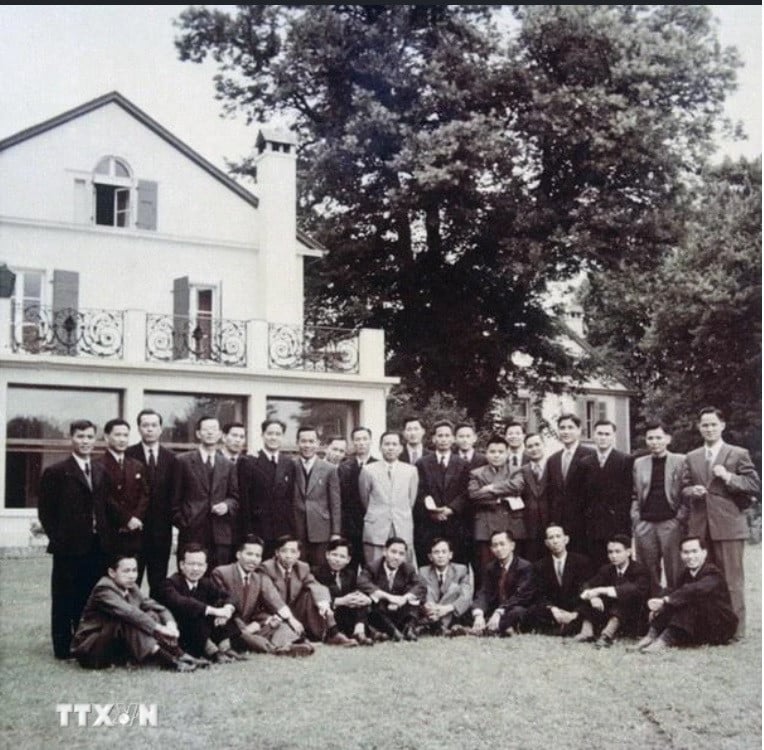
xmin=174 ymin=5 xmax=740 ymax=421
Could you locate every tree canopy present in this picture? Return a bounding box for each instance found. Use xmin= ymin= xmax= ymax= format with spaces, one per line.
xmin=175 ymin=4 xmax=742 ymax=423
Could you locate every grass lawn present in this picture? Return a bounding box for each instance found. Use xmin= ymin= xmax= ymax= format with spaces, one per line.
xmin=1 ymin=547 xmax=760 ymax=750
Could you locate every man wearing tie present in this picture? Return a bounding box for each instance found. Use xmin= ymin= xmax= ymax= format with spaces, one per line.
xmin=38 ymin=419 xmax=106 ymax=659
xmin=400 ymin=417 xmax=431 ymax=465
xmin=220 ymin=422 xmax=247 ymax=464
xmin=126 ymin=409 xmax=178 ymax=597
xmin=454 ymin=423 xmax=488 ymax=470
xmin=680 ymin=406 xmax=761 ymax=638
xmin=505 ymin=421 xmax=529 ymax=471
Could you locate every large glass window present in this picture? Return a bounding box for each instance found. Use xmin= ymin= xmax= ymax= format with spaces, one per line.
xmin=143 ymin=391 xmax=247 ymax=450
xmin=266 ymin=398 xmax=358 ymax=449
xmin=5 ymin=385 xmax=122 ymax=509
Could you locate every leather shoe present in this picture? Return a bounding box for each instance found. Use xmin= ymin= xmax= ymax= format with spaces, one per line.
xmin=238 ymin=631 xmax=275 ymax=654
xmin=155 ymin=649 xmax=197 ymax=672
xmin=368 ymin=627 xmax=389 ymax=643
xmin=211 ymin=650 xmax=235 ymax=664
xmin=594 ymin=635 xmax=613 ymax=649
xmin=224 ymin=649 xmax=250 ymax=661
xmin=402 ymin=625 xmax=418 ymax=642
xmin=179 ymin=653 xmax=211 ymax=668
xmin=354 ymin=633 xmax=375 ymax=647
xmin=446 ymin=625 xmax=469 ymax=638
xmin=274 ymin=642 xmax=315 ymax=657
xmin=325 ymin=631 xmax=358 ymax=647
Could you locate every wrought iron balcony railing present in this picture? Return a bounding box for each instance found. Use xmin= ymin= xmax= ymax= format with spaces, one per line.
xmin=145 ymin=314 xmax=247 ymax=367
xmin=268 ymin=323 xmax=360 ymax=373
xmin=11 ymin=304 xmax=124 ymax=358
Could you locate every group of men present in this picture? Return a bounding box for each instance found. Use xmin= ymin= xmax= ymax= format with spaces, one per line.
xmin=37 ymin=405 xmax=759 ymax=670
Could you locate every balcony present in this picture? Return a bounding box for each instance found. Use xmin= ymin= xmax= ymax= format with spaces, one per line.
xmin=3 ymin=302 xmax=384 ymax=377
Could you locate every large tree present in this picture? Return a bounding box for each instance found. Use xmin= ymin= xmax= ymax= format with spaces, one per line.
xmin=175 ymin=5 xmax=740 ymax=422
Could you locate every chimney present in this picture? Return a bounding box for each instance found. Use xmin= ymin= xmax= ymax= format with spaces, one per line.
xmin=563 ymin=303 xmax=587 ymax=339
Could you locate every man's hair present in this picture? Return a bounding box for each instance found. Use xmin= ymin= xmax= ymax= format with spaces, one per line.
xmin=327 ymin=537 xmax=351 ymax=553
xmin=428 ymin=536 xmax=452 ymax=552
xmin=104 ymin=418 xmax=130 ymax=435
xmin=195 ymin=415 xmax=218 ymax=431
xmin=70 ymin=419 xmax=96 ymax=435
xmin=237 ymin=534 xmax=265 ymax=552
xmin=380 ymin=430 xmax=403 ymax=444
xmin=557 ymin=413 xmax=581 ymax=428
xmin=524 ymin=432 xmax=542 ymax=445
xmin=680 ymin=535 xmax=707 ymax=551
xmin=403 ymin=416 xmax=424 ymax=430
xmin=179 ymin=543 xmax=208 ymax=562
xmin=296 ymin=425 xmax=318 ymax=440
xmin=432 ymin=420 xmax=455 ymax=434
xmin=107 ymin=552 xmax=137 ymax=571
xmin=485 ymin=434 xmax=508 ymax=449
xmin=351 ymin=426 xmax=372 ymax=440
xmin=593 ymin=419 xmax=617 ymax=432
xmin=261 ymin=419 xmax=287 ymax=434
xmin=222 ymin=421 xmax=246 ymax=435
xmin=698 ymin=406 xmax=725 ymax=422
xmin=607 ymin=534 xmax=632 ymax=550
xmin=644 ymin=420 xmax=670 ymax=434
xmin=385 ymin=536 xmax=408 ymax=550
xmin=504 ymin=421 xmax=525 ymax=433
xmin=544 ymin=523 xmax=567 ymax=537
xmin=274 ymin=534 xmax=300 ymax=550
xmin=489 ymin=529 xmax=515 ymax=543
xmin=136 ymin=408 xmax=163 ymax=427
xmin=454 ymin=422 xmax=476 ymax=435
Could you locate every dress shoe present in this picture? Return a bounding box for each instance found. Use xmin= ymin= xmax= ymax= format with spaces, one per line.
xmin=402 ymin=625 xmax=418 ymax=642
xmin=238 ymin=631 xmax=275 ymax=654
xmin=629 ymin=633 xmax=657 ymax=652
xmin=388 ymin=628 xmax=404 ymax=642
xmin=354 ymin=633 xmax=375 ymax=647
xmin=570 ymin=632 xmax=595 ymax=643
xmin=446 ymin=625 xmax=469 ymax=638
xmin=274 ymin=642 xmax=315 ymax=657
xmin=594 ymin=635 xmax=613 ymax=649
xmin=211 ymin=650 xmax=235 ymax=664
xmin=179 ymin=653 xmax=211 ymax=668
xmin=154 ymin=648 xmax=197 ymax=672
xmin=641 ymin=632 xmax=675 ymax=654
xmin=224 ymin=649 xmax=250 ymax=661
xmin=368 ymin=627 xmax=389 ymax=643
xmin=325 ymin=631 xmax=358 ymax=647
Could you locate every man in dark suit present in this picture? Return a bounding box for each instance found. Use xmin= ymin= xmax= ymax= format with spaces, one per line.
xmin=580 ymin=420 xmax=634 ymax=567
xmin=454 ymin=423 xmax=488 ymax=471
xmin=400 ymin=417 xmax=431 ymax=465
xmin=547 ymin=413 xmax=596 ymax=555
xmin=98 ymin=419 xmax=149 ymax=563
xmin=157 ymin=544 xmax=244 ymax=663
xmin=414 ymin=420 xmax=470 ymax=566
xmin=220 ymin=421 xmax=247 ymax=464
xmin=171 ymin=415 xmax=240 ymax=570
xmin=575 ymin=534 xmax=650 ymax=647
xmin=637 ymin=536 xmax=738 ymax=652
xmin=126 ymin=409 xmax=177 ymax=597
xmin=469 ymin=529 xmax=537 ymax=637
xmin=680 ymin=406 xmax=760 ymax=638
xmin=71 ymin=553 xmax=198 ymax=671
xmin=358 ymin=536 xmax=427 ymax=641
xmin=237 ymin=419 xmax=296 ymax=560
xmin=293 ymin=425 xmax=342 ymax=568
xmin=504 ymin=421 xmax=530 ymax=472
xmin=522 ymin=524 xmax=593 ymax=635
xmin=338 ymin=426 xmax=377 ymax=569
xmin=38 ymin=419 xmax=106 ymax=659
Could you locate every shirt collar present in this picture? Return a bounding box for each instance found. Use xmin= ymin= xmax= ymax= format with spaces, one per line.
xmin=72 ymin=454 xmax=90 ymax=471
xmin=705 ymin=440 xmax=724 ymax=460
xmin=108 ymin=449 xmax=124 ymax=463
xmin=263 ymin=449 xmax=279 ymax=462
xmin=199 ymin=447 xmax=215 ymax=462
xmin=142 ymin=443 xmax=158 ymax=460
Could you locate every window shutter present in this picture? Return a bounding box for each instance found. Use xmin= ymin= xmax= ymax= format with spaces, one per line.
xmin=136 ymin=180 xmax=158 ymax=230
xmin=52 ymin=270 xmax=79 ymax=355
xmin=173 ymin=276 xmax=190 ymax=360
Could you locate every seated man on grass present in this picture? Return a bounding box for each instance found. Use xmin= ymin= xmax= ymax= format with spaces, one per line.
xmin=418 ymin=537 xmax=474 ymax=636
xmin=71 ymin=553 xmax=200 ymax=672
xmin=358 ymin=536 xmax=427 ymax=642
xmin=211 ymin=534 xmax=314 ymax=657
xmin=158 ymin=543 xmax=246 ymax=664
xmin=636 ymin=536 xmax=739 ymax=653
xmin=575 ymin=534 xmax=650 ymax=648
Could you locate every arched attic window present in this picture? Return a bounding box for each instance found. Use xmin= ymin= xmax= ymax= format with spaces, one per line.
xmin=93 ymin=155 xmax=134 ymax=227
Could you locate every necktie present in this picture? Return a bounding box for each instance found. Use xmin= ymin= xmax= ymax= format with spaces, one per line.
xmin=207 ymin=455 xmax=214 ymax=483
xmin=438 ymin=572 xmax=445 ymax=590
xmin=461 ymin=452 xmax=469 ymax=460
xmin=598 ymin=453 xmax=607 ymax=468
xmin=335 ymin=572 xmax=342 ymax=591
xmin=532 ymin=463 xmax=541 ymax=480
xmin=387 ymin=464 xmax=393 ymax=480
xmin=555 ymin=558 xmax=563 ymax=586
xmin=512 ymin=455 xmax=519 ymax=469
xmin=244 ymin=573 xmax=250 ymax=586
xmin=147 ymin=448 xmax=157 ymax=483
xmin=242 ymin=573 xmax=252 ymax=610
xmin=83 ymin=461 xmax=92 ymax=490
xmin=499 ymin=564 xmax=508 ymax=593
xmin=439 ymin=455 xmax=447 ymax=472
xmin=411 ymin=449 xmax=419 ymax=464
xmin=271 ymin=455 xmax=277 ymax=466
xmin=388 ymin=571 xmax=395 ymax=590
xmin=561 ymin=450 xmax=572 ymax=480
xmin=285 ymin=569 xmax=292 ymax=601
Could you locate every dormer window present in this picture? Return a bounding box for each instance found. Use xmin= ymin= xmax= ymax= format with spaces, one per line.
xmin=93 ymin=156 xmax=133 ymax=227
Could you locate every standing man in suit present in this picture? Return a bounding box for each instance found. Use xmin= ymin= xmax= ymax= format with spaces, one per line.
xmin=220 ymin=422 xmax=247 ymax=465
xmin=580 ymin=420 xmax=634 ymax=567
xmin=238 ymin=419 xmax=296 ymax=560
xmin=418 ymin=537 xmax=474 ymax=635
xmin=547 ymin=413 xmax=596 ymax=554
xmin=126 ymin=409 xmax=177 ymax=598
xmin=338 ymin=426 xmax=377 ymax=568
xmin=454 ymin=423 xmax=488 ymax=471
xmin=98 ymin=419 xmax=149 ymax=563
xmin=38 ymin=419 xmax=107 ymax=659
xmin=522 ymin=524 xmax=593 ymax=635
xmin=293 ymin=425 xmax=342 ymax=568
xmin=505 ymin=421 xmax=529 ymax=472
xmin=359 ymin=431 xmax=419 ymax=565
xmin=171 ymin=415 xmax=239 ymax=570
xmin=680 ymin=406 xmax=761 ymax=638
xmin=631 ymin=421 xmax=687 ymax=593
xmin=414 ymin=421 xmax=470 ymax=565
xmin=400 ymin=417 xmax=431 ymax=465
xmin=324 ymin=436 xmax=348 ymax=465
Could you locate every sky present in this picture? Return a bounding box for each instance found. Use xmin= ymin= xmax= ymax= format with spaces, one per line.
xmin=0 ymin=4 xmax=761 ymax=177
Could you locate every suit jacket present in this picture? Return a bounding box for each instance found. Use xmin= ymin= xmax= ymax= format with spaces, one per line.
xmin=125 ymin=442 xmax=177 ymax=544
xmin=259 ymin=558 xmax=330 ymax=608
xmin=98 ymin=452 xmax=149 ymax=554
xmin=157 ymin=571 xmax=233 ymax=622
xmin=494 ymin=461 xmax=550 ymax=541
xmin=38 ymin=455 xmax=106 ymax=556
xmin=71 ymin=576 xmax=175 ymax=656
xmin=211 ymin=563 xmax=287 ymax=626
xmin=472 ymin=555 xmax=537 ymax=615
xmin=171 ymin=450 xmax=240 ymax=547
xmin=400 ymin=446 xmax=432 ymax=465
xmin=338 ymin=456 xmax=378 ymax=541
xmin=419 ymin=563 xmax=474 ymax=616
xmin=357 ymin=558 xmax=427 ymax=601
xmin=359 ymin=460 xmax=418 ymax=546
xmin=453 ymin=449 xmax=489 ymax=472
xmin=584 ymin=559 xmax=650 ymax=620
xmin=631 ymin=451 xmax=687 ymax=526
xmin=547 ymin=444 xmax=595 ymax=541
xmin=680 ymin=443 xmax=761 ymax=541
xmin=581 ymin=449 xmax=634 ymax=540
xmin=238 ymin=451 xmax=296 ymax=540
xmin=533 ymin=552 xmax=593 ymax=612
xmin=415 ymin=454 xmax=470 ymax=547
xmin=293 ymin=458 xmax=341 ymax=543
xmin=313 ymin=562 xmax=362 ymax=603
xmin=468 ymin=462 xmax=526 ymax=541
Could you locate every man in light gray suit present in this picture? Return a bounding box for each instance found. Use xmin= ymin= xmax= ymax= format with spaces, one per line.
xmin=631 ymin=421 xmax=687 ymax=592
xmin=293 ymin=426 xmax=342 ymax=567
xmin=359 ymin=431 xmax=418 ymax=565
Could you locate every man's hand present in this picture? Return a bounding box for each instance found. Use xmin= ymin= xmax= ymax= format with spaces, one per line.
xmin=207 ymin=604 xmax=234 ymax=621
xmin=589 ymin=596 xmax=604 ymax=612
xmin=244 ymin=621 xmax=261 ymax=634
xmin=317 ymin=601 xmax=332 ymax=618
xmin=486 ymin=612 xmax=502 ymax=633
xmin=287 ymin=616 xmax=304 ymax=635
xmin=470 ymin=614 xmax=486 ymax=635
xmin=712 ymin=465 xmax=732 ymax=482
xmin=211 ymin=502 xmax=228 ymax=516
xmin=155 ymin=622 xmax=179 ymax=639
xmin=126 ymin=516 xmax=143 ymax=531
xmin=687 ymin=485 xmax=707 ymax=498
xmin=647 ymin=597 xmax=666 ymax=613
